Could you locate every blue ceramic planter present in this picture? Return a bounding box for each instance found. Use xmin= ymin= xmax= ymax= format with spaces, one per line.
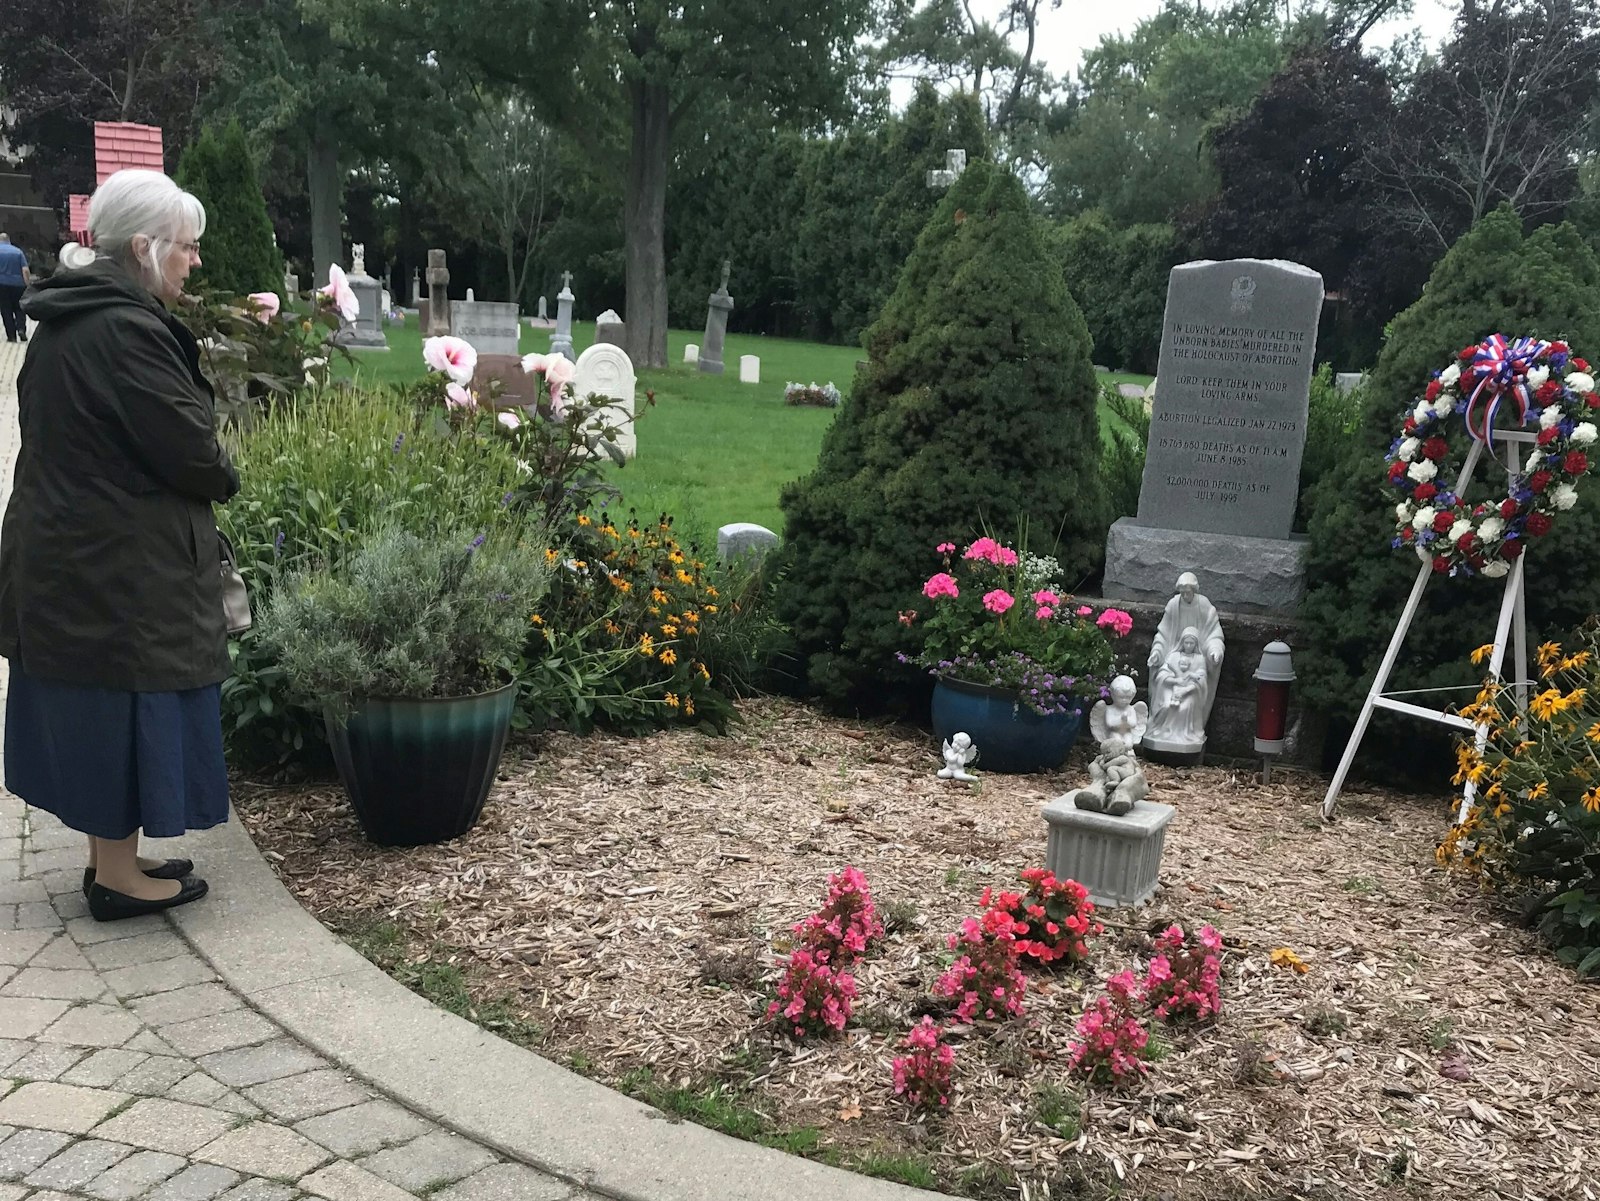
xmin=326 ymin=683 xmax=517 ymax=847
xmin=931 ymin=677 xmax=1084 ymax=774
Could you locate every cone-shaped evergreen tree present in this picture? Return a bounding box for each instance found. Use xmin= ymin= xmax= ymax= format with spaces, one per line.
xmin=175 ymin=121 xmax=283 ymax=296
xmin=774 ymin=159 xmax=1107 ymax=709
xmin=1301 ymin=205 xmax=1600 ymax=768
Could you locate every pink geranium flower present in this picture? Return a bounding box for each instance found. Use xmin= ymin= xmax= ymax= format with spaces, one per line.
xmin=245 ymin=292 xmax=279 ymax=322
xmin=1035 ymin=605 xmax=1054 ymax=621
xmin=1096 ymin=608 xmax=1134 ymax=637
xmin=923 ymin=573 xmax=959 ymax=600
xmin=964 ymin=537 xmax=1001 ymax=562
xmin=936 ymin=542 xmax=955 ymax=554
xmin=995 ymin=546 xmax=1018 ymax=566
xmin=982 ymin=589 xmax=1014 ymax=615
xmin=1032 ymin=589 xmax=1061 ymax=607
xmin=317 ymin=264 xmax=359 ymax=323
xmin=1076 ymin=605 xmax=1093 ymax=617
xmin=423 ymin=336 xmax=478 ymax=386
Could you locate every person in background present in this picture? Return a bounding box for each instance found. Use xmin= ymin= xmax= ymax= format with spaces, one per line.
xmin=0 ymin=233 xmax=30 ymax=342
xmin=0 ymin=170 xmax=238 ymax=921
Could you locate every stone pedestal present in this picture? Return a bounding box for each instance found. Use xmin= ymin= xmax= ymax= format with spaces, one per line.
xmin=551 ymin=276 xmax=575 ymax=361
xmin=334 ymin=270 xmax=389 ymax=351
xmin=1103 ymin=519 xmax=1307 ymax=616
xmin=1042 ymin=799 xmax=1175 ymax=909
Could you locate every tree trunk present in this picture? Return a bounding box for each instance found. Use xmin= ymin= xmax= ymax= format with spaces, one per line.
xmin=623 ymin=79 xmax=671 ymax=369
xmin=307 ymin=115 xmax=342 ymax=288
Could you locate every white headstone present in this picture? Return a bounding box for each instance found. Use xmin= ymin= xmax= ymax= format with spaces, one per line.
xmin=684 ymin=344 xmax=700 ymax=364
xmin=572 ymin=342 xmax=637 ymax=459
xmin=596 ymin=308 xmax=622 ymax=325
xmin=380 ymin=289 xmax=392 ymax=314
xmin=466 ymin=287 xmax=476 ymax=302
xmin=451 ymin=300 xmax=521 ymax=356
xmin=717 ymin=522 xmax=779 ymax=564
xmin=739 ymin=355 xmax=760 ymax=384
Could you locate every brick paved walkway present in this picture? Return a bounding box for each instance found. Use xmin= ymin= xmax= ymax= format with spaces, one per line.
xmin=0 ymin=334 xmax=585 ymax=1201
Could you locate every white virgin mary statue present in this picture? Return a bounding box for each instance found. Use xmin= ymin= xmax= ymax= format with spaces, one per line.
xmin=1146 ymin=572 xmax=1225 ymax=730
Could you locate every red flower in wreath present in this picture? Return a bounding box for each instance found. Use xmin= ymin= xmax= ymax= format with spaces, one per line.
xmin=1457 ymin=532 xmax=1477 ymax=552
xmin=1432 ymin=556 xmax=1451 ymax=573
xmin=1415 ymin=482 xmax=1438 ymax=502
xmin=1404 ymin=416 xmax=1417 ymax=433
xmin=1537 ymin=427 xmax=1560 ymax=446
xmin=1538 ymin=380 xmax=1562 ymax=403
xmin=1425 ymin=380 xmax=1443 ymax=401
xmin=1388 ymin=461 xmax=1407 ymax=481
xmin=1566 ymin=451 xmax=1589 ymax=474
xmin=1526 ymin=512 xmax=1553 ymax=537
xmin=1500 ymin=497 xmax=1520 ymax=519
xmin=1589 ymin=395 xmax=1600 ymax=409
xmin=1530 ymin=470 xmax=1553 ymax=493
xmin=1432 ymin=511 xmax=1455 ymax=533
xmin=1574 ymin=357 xmax=1591 ymax=372
xmin=1401 ymin=527 xmax=1415 ymax=541
xmin=1552 ymin=341 xmax=1570 ymax=355
xmin=1504 ymin=539 xmax=1525 ymax=558
xmin=1422 ymin=436 xmax=1449 ymax=461
xmin=1460 ymin=346 xmax=1478 ymax=361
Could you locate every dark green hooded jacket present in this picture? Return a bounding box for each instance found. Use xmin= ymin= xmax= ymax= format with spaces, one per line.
xmin=0 ymin=259 xmax=239 ymax=692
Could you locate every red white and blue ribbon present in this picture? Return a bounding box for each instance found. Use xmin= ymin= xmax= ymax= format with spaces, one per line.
xmin=1465 ymin=334 xmax=1549 ymax=448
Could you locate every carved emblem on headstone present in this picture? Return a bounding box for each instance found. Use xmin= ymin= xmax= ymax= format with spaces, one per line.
xmin=1229 ymin=275 xmax=1257 ymax=314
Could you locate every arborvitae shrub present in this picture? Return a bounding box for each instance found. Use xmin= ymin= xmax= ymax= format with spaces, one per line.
xmin=774 ymin=160 xmax=1107 ymax=710
xmin=1300 ymin=205 xmax=1600 ymax=771
xmin=175 ymin=121 xmax=283 ymax=297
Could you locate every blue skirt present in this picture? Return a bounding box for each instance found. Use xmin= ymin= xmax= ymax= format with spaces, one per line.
xmin=4 ymin=665 xmax=230 ymax=840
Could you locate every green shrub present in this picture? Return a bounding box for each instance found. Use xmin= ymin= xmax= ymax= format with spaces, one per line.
xmin=260 ymin=527 xmax=552 ymax=719
xmin=1296 ymin=364 xmax=1362 ymax=532
xmin=1299 ymin=205 xmax=1600 ymax=769
xmin=218 ymin=389 xmax=531 ymax=766
xmin=774 ymin=160 xmax=1107 ymax=709
xmin=1054 ymin=211 xmax=1178 ymax=373
xmin=1100 ymin=386 xmax=1149 ymax=522
xmin=175 ymin=120 xmax=283 ymax=296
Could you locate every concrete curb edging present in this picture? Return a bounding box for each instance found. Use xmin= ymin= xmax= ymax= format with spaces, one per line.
xmin=157 ymin=818 xmax=949 ymax=1201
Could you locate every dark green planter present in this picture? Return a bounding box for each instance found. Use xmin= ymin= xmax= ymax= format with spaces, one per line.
xmin=931 ymin=676 xmax=1084 ymax=774
xmin=326 ymin=683 xmax=517 ymax=847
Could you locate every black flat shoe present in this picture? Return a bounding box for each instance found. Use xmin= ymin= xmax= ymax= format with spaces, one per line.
xmin=87 ymin=876 xmax=209 ymax=922
xmin=82 ymin=859 xmax=196 ymax=896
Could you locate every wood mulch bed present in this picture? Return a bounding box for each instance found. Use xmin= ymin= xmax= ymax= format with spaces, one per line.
xmin=235 ymin=697 xmax=1600 ymax=1201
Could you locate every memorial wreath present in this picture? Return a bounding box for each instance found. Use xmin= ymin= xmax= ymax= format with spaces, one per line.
xmin=1387 ymin=335 xmax=1599 ymax=578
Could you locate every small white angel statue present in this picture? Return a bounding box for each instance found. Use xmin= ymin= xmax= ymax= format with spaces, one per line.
xmin=938 ymin=732 xmax=980 ymax=782
xmin=1089 ymin=675 xmax=1147 ymax=748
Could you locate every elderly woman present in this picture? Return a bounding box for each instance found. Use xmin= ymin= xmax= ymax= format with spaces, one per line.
xmin=0 ymin=169 xmax=238 ymax=921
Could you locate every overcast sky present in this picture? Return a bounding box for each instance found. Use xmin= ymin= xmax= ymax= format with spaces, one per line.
xmin=990 ymin=0 xmax=1458 ymax=80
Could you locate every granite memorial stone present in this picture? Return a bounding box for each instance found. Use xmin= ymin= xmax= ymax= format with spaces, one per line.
xmin=1103 ymin=258 xmax=1324 ymax=614
xmin=453 ymin=299 xmax=520 ymax=356
xmin=699 ymin=261 xmax=733 ymax=376
xmin=596 ymin=309 xmax=626 ymax=347
xmin=424 ymin=249 xmax=452 ymax=337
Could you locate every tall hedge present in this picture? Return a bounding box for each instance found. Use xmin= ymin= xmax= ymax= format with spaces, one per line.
xmin=1054 ymin=211 xmax=1178 ymax=374
xmin=1299 ymin=205 xmax=1600 ymax=768
xmin=774 ymin=160 xmax=1107 ymax=709
xmin=175 ymin=121 xmax=283 ymax=297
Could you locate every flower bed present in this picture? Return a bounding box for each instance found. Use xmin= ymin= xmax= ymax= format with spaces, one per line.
xmin=237 ymin=698 xmax=1600 ymax=1201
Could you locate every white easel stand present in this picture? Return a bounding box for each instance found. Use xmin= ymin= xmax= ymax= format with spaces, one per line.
xmin=1322 ymin=431 xmax=1535 ymax=820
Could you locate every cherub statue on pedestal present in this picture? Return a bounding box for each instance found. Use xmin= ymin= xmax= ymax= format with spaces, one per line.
xmin=1090 ymin=675 xmax=1147 ymax=748
xmin=938 ymin=732 xmax=979 ymax=782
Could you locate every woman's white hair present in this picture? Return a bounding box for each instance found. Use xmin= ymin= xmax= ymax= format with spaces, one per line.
xmin=87 ymin=169 xmax=206 ymax=292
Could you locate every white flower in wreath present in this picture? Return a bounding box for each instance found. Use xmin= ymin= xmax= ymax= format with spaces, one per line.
xmin=1441 ymin=363 xmax=1461 ymax=386
xmin=1572 ymin=421 xmax=1597 ymax=445
xmin=1416 ymin=543 xmax=1433 ymax=564
xmin=1568 ymin=371 xmax=1595 ymax=394
xmin=1434 ymin=395 xmax=1456 ymax=418
xmin=1397 ymin=436 xmax=1421 ymax=461
xmin=1527 ymin=365 xmax=1550 ymax=389
xmin=1413 ymin=402 xmax=1432 ymax=425
xmin=1552 ymin=483 xmax=1579 ymax=511
xmin=1478 ymin=516 xmax=1506 ymax=542
xmin=1408 ymin=459 xmax=1438 ymax=483
xmin=1412 ymin=505 xmax=1437 ymax=531
xmin=1449 ymin=519 xmax=1473 ymax=543
xmin=1395 ymin=502 xmax=1414 ymax=523
xmin=1540 ymin=404 xmax=1563 ymax=429
xmin=1482 ymin=561 xmax=1511 ymax=579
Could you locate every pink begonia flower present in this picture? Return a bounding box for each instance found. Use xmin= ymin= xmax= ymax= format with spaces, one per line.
xmin=423 ymin=336 xmax=478 ymax=386
xmin=1035 ymin=605 xmax=1054 ymax=621
xmin=497 ymin=410 xmax=522 ymax=431
xmin=1033 ymin=589 xmax=1061 ymax=607
xmin=982 ymin=589 xmax=1014 ymax=615
xmin=923 ymin=572 xmax=959 ymax=600
xmin=245 ymin=292 xmax=279 ymax=322
xmin=317 ymin=264 xmax=359 ymax=323
xmin=1097 ymin=608 xmax=1134 ymax=637
xmin=936 ymin=542 xmax=956 ymax=554
xmin=444 ymin=382 xmax=476 ymax=411
xmin=1076 ymin=605 xmax=1093 ymax=617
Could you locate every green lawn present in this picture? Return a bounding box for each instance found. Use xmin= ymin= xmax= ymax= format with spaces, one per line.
xmin=337 ymin=315 xmax=1148 ymax=551
xmin=342 ymin=315 xmax=863 ymax=548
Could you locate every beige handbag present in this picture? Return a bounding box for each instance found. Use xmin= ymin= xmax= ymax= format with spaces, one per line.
xmin=218 ymin=532 xmax=252 ymax=635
